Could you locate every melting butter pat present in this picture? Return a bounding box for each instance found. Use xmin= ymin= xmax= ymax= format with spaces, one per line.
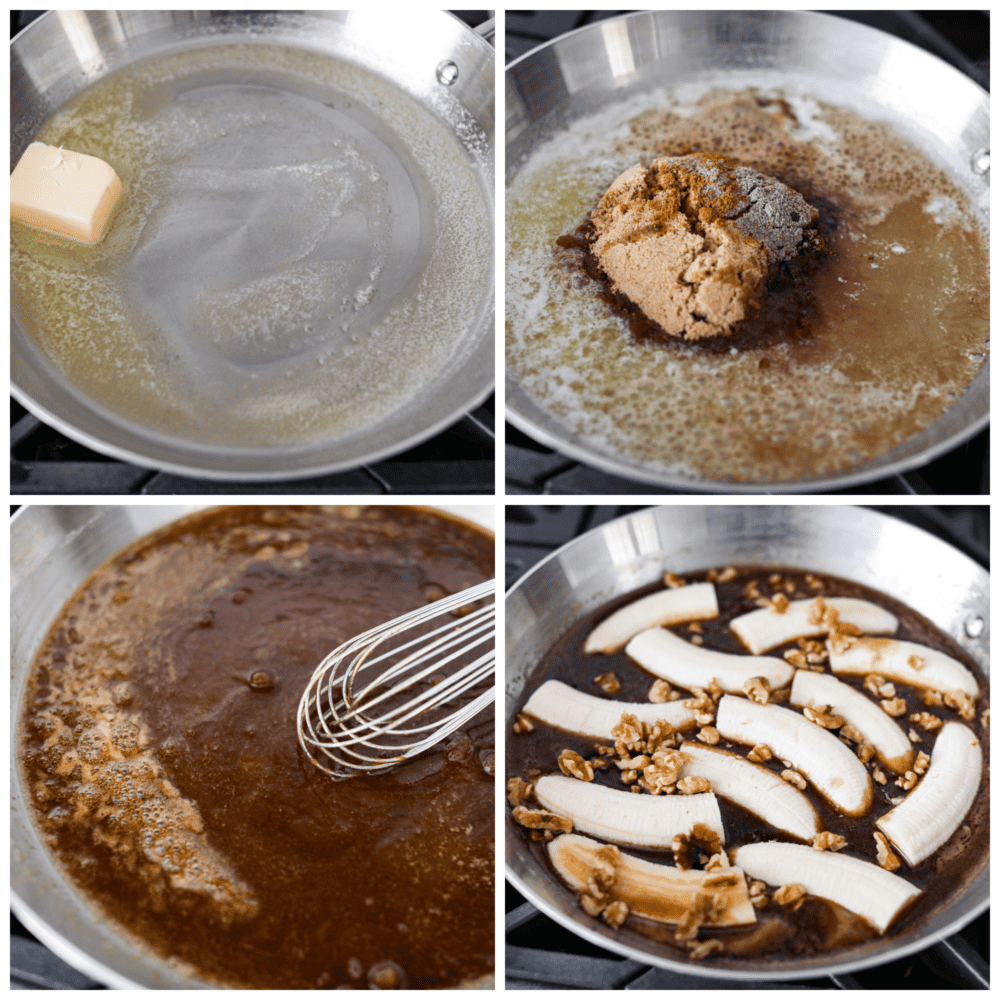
xmin=11 ymin=141 xmax=123 ymax=244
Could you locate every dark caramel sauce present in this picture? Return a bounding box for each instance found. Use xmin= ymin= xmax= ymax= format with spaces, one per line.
xmin=507 ymin=566 xmax=988 ymax=961
xmin=20 ymin=506 xmax=494 ymax=989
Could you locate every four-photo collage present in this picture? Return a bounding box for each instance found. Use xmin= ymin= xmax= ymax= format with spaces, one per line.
xmin=10 ymin=9 xmax=989 ymax=992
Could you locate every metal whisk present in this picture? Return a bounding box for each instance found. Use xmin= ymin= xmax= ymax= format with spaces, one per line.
xmin=297 ymin=579 xmax=495 ymax=779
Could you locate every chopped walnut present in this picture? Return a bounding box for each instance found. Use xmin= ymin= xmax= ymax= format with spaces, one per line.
xmin=922 ymin=689 xmax=945 ymax=706
xmin=690 ymin=635 xmax=704 ymax=646
xmin=530 ymin=829 xmax=554 ymax=842
xmin=648 ymin=748 xmax=686 ymax=786
xmin=706 ymin=678 xmax=724 ymax=703
xmin=687 ymin=621 xmax=703 ymax=634
xmin=695 ymin=711 xmax=715 ymax=726
xmin=913 ymin=750 xmax=931 ymax=775
xmin=615 ymin=754 xmax=651 ymax=771
xmin=909 ymin=711 xmax=943 ymax=731
xmin=856 ymin=743 xmax=875 ymax=764
xmin=580 ymin=893 xmax=605 ymax=916
xmin=908 ymin=728 xmax=922 ymax=743
xmin=874 ymin=831 xmax=901 ymax=872
xmin=747 ymin=743 xmax=772 ymax=763
xmin=811 ymin=832 xmax=847 ymax=852
xmin=803 ymin=704 xmax=845 ymax=730
xmin=506 ymin=777 xmax=534 ymax=806
xmin=805 ymin=573 xmax=824 ymax=591
xmin=649 ymin=679 xmax=674 ymax=704
xmin=773 ymin=883 xmax=807 ymax=910
xmin=943 ymin=690 xmax=976 ymax=721
xmin=754 ymin=597 xmax=773 ymax=609
xmin=593 ymin=671 xmax=621 ymax=695
xmin=872 ymin=765 xmax=887 ymax=785
xmin=590 ymin=757 xmax=611 ymax=771
xmin=621 ymin=769 xmax=638 ymax=784
xmin=784 ymin=649 xmax=808 ymax=669
xmin=768 ymin=573 xmax=783 ymax=586
xmin=687 ymin=938 xmax=724 ymax=959
xmin=864 ymin=674 xmax=896 ymax=699
xmin=612 ymin=713 xmax=645 ymax=751
xmin=781 ymin=769 xmax=807 ymax=791
xmin=743 ymin=580 xmax=762 ymax=600
xmin=805 ymin=651 xmax=827 ymax=666
xmin=767 ymin=592 xmax=788 ymax=614
xmin=513 ymin=806 xmax=572 ymax=833
xmin=749 ymin=881 xmax=769 ymax=907
xmin=512 ymin=713 xmax=535 ymax=734
xmin=596 ymin=744 xmax=616 ymax=757
xmin=743 ymin=676 xmax=770 ymax=705
xmin=697 ymin=726 xmax=720 ymax=746
xmin=895 ymin=770 xmax=918 ymax=791
xmin=602 ymin=900 xmax=629 ymax=928
xmin=880 ymin=698 xmax=907 ymax=717
xmin=981 ymin=709 xmax=989 ymax=728
xmin=806 ymin=596 xmax=827 ymax=626
xmin=664 ymin=571 xmax=685 ymax=589
xmin=684 ymin=689 xmax=713 ymax=713
xmin=798 ymin=638 xmax=826 ymax=656
xmin=677 ymin=776 xmax=712 ymax=795
xmin=717 ymin=566 xmax=738 ymax=583
xmin=705 ymin=852 xmax=731 ymax=871
xmin=558 ymin=749 xmax=595 ymax=781
xmin=646 ymin=720 xmax=677 ymax=753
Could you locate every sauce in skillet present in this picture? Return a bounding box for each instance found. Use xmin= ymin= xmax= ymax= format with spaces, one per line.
xmin=507 ymin=565 xmax=989 ymax=962
xmin=19 ymin=505 xmax=495 ymax=989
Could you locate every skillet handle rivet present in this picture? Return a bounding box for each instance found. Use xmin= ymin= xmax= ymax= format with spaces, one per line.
xmin=971 ymin=149 xmax=989 ymax=175
xmin=436 ymin=60 xmax=459 ymax=86
xmin=964 ymin=615 xmax=984 ymax=638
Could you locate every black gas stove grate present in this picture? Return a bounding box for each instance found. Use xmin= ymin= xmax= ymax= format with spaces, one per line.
xmin=505 ymin=10 xmax=990 ymax=496
xmin=505 ymin=504 xmax=989 ymax=990
xmin=11 ymin=9 xmax=494 ymax=496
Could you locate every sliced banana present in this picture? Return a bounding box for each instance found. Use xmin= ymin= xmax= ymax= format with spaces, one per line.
xmin=534 ymin=774 xmax=724 ymax=849
xmin=734 ymin=842 xmax=921 ymax=934
xmin=828 ymin=637 xmax=979 ymax=700
xmin=876 ymin=721 xmax=982 ymax=867
xmin=522 ymin=679 xmax=697 ymax=740
xmin=585 ymin=583 xmax=719 ymax=654
xmin=550 ymin=833 xmax=757 ymax=927
xmin=678 ymin=742 xmax=820 ymax=842
xmin=715 ymin=695 xmax=872 ymax=817
xmin=789 ymin=671 xmax=913 ymax=775
xmin=730 ymin=598 xmax=897 ymax=655
xmin=626 ymin=626 xmax=793 ymax=693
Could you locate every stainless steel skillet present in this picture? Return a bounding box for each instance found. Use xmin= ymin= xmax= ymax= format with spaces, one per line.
xmin=505 ymin=505 xmax=989 ymax=980
xmin=11 ymin=503 xmax=495 ymax=989
xmin=505 ymin=10 xmax=989 ymax=493
xmin=12 ymin=10 xmax=494 ymax=481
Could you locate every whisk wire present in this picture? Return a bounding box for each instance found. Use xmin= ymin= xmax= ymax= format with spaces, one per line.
xmin=297 ymin=579 xmax=495 ymax=779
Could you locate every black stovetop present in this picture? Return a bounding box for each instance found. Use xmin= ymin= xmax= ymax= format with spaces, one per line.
xmin=505 ymin=10 xmax=990 ymax=496
xmin=505 ymin=504 xmax=990 ymax=990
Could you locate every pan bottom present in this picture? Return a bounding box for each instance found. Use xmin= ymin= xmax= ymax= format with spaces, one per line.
xmin=12 ymin=43 xmax=491 ymax=450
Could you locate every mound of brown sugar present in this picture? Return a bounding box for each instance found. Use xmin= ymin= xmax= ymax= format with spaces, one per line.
xmin=591 ymin=154 xmax=819 ymax=339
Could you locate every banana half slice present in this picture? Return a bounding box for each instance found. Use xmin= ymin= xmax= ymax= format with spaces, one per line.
xmin=550 ymin=833 xmax=757 ymax=928
xmin=734 ymin=841 xmax=921 ymax=934
xmin=534 ymin=774 xmax=724 ymax=850
xmin=522 ymin=679 xmax=697 ymax=740
xmin=876 ymin=721 xmax=983 ymax=866
xmin=585 ymin=583 xmax=719 ymax=654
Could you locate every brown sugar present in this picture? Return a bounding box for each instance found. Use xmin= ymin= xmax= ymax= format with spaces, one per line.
xmin=590 ymin=154 xmax=820 ymax=339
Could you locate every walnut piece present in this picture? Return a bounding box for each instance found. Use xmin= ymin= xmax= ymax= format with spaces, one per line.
xmin=811 ymin=832 xmax=847 ymax=852
xmin=615 ymin=754 xmax=652 ymax=771
xmin=908 ymin=728 xmax=922 ymax=743
xmin=649 ymin=679 xmax=675 ymax=703
xmin=922 ymin=689 xmax=945 ymax=706
xmin=864 ymin=674 xmax=896 ymax=699
xmin=688 ymin=938 xmax=724 ymax=959
xmin=558 ymin=749 xmax=595 ymax=781
xmin=602 ymin=900 xmax=629 ymax=928
xmin=743 ymin=676 xmax=770 ymax=705
xmin=594 ymin=671 xmax=621 ymax=695
xmin=580 ymin=893 xmax=605 ymax=916
xmin=717 ymin=567 xmax=738 ymax=583
xmin=912 ymin=750 xmax=931 ymax=775
xmin=872 ymin=765 xmax=887 ymax=785
xmin=664 ymin=571 xmax=685 ymax=589
xmin=749 ymin=881 xmax=769 ymax=907
xmin=943 ymin=690 xmax=976 ymax=721
xmin=512 ymin=806 xmax=572 ymax=833
xmin=687 ymin=621 xmax=703 ymax=634
xmin=880 ymin=698 xmax=907 ymax=717
xmin=611 ymin=713 xmax=645 ymax=751
xmin=747 ymin=743 xmax=772 ymax=763
xmin=895 ymin=770 xmax=918 ymax=791
xmin=512 ymin=713 xmax=534 ymax=734
xmin=803 ymin=704 xmax=845 ymax=730
xmin=506 ymin=776 xmax=534 ymax=806
xmin=874 ymin=831 xmax=901 ymax=872
xmin=770 ymin=593 xmax=790 ymax=614
xmin=783 ymin=649 xmax=808 ymax=669
xmin=781 ymin=769 xmax=807 ymax=790
xmin=909 ymin=711 xmax=943 ymax=731
xmin=677 ymin=776 xmax=712 ymax=795
xmin=697 ymin=726 xmax=720 ymax=745
xmin=773 ymin=883 xmax=807 ymax=910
